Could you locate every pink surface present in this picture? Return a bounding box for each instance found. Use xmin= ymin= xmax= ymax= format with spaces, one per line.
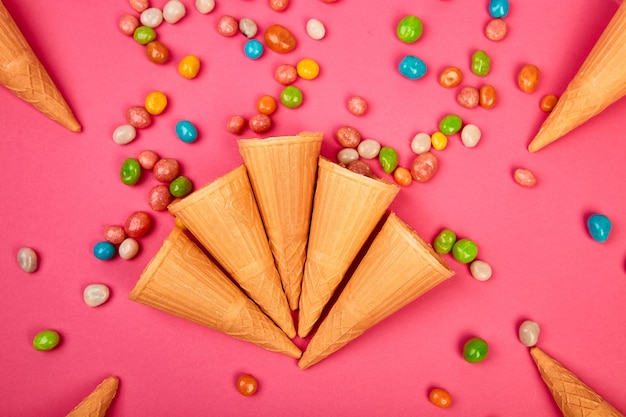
xmin=2 ymin=0 xmax=626 ymax=415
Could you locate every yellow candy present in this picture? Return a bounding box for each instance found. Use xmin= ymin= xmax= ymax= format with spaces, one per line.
xmin=175 ymin=217 xmax=187 ymax=230
xmin=431 ymin=131 xmax=448 ymax=150
xmin=178 ymin=55 xmax=201 ymax=79
xmin=144 ymin=91 xmax=168 ymax=115
xmin=296 ymin=58 xmax=320 ymax=80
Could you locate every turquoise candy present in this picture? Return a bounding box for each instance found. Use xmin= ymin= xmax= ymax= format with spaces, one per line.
xmin=587 ymin=213 xmax=612 ymax=242
xmin=176 ymin=120 xmax=198 ymax=143
xmin=471 ymin=50 xmax=491 ymax=76
xmin=434 ymin=229 xmax=457 ymax=254
xmin=94 ymin=241 xmax=116 ymax=260
xmin=398 ymin=55 xmax=427 ymax=80
xmin=463 ymin=337 xmax=488 ymax=363
xmin=488 ymin=0 xmax=510 ymax=18
xmin=121 ymin=158 xmax=141 ymax=185
xmin=439 ymin=114 xmax=462 ymax=135
xmin=33 ymin=330 xmax=61 ymax=351
xmin=244 ymin=39 xmax=264 ymax=59
xmin=396 ymin=15 xmax=423 ymax=43
xmin=452 ymin=238 xmax=478 ymax=263
xmin=379 ymin=146 xmax=399 ymax=174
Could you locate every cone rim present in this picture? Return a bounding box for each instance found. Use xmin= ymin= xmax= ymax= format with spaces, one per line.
xmin=318 ymin=156 xmax=400 ymax=192
xmin=237 ymin=131 xmax=323 ymax=150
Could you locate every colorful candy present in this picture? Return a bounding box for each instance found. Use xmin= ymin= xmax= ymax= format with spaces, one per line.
xmin=178 ymin=55 xmax=201 ymax=79
xmin=239 ymin=18 xmax=258 ymax=38
xmin=457 ymin=86 xmax=479 ymax=108
xmin=518 ymin=320 xmax=540 ymax=347
xmin=33 ymin=330 xmax=60 ymax=351
xmin=587 ymin=213 xmax=612 ymax=243
xmin=461 ymin=124 xmax=482 ymax=147
xmin=119 ymin=237 xmax=140 ymax=260
xmin=429 ymin=388 xmax=452 ymax=408
xmin=357 ymin=138 xmax=381 ymax=159
xmin=336 ymin=126 xmax=361 ymax=148
xmin=398 ymin=55 xmax=427 ymax=80
xmin=112 ymin=125 xmax=136 ymax=145
xmin=452 ymin=238 xmax=478 ymax=263
xmin=140 ymin=8 xmax=163 ymax=28
xmin=337 ymin=148 xmax=359 ymax=165
xmin=119 ymin=14 xmax=140 ymax=36
xmin=439 ymin=67 xmax=462 ymax=88
xmin=479 ymin=84 xmax=497 ymax=108
xmin=280 ymin=86 xmax=303 ymax=108
xmin=126 ymin=106 xmax=152 ymax=129
xmin=346 ymin=160 xmax=372 ymax=177
xmin=148 ymin=184 xmax=172 ymax=210
xmin=347 ymin=96 xmax=367 ymax=116
xmin=83 ymin=284 xmax=111 ymax=307
xmin=488 ymin=0 xmax=510 ymax=18
xmin=195 ymin=0 xmax=215 ymax=14
xmin=124 ymin=211 xmax=153 ymax=238
xmin=17 ymin=247 xmax=38 ymax=273
xmin=237 ymin=374 xmax=258 ymax=396
xmin=439 ymin=114 xmax=462 ymax=135
xmin=513 ymin=168 xmax=537 ymax=188
xmin=463 ymin=337 xmax=488 ymax=363
xmin=296 ymin=58 xmax=320 ymax=80
xmin=93 ymin=241 xmax=116 ymax=260
xmin=217 ymin=15 xmax=238 ymax=36
xmin=226 ymin=115 xmax=246 ymax=134
xmin=393 ymin=167 xmax=412 ymax=186
xmin=249 ymin=113 xmax=272 ymax=133
xmin=175 ymin=120 xmax=198 ymax=143
xmin=306 ymin=18 xmax=326 ymax=40
xmin=485 ymin=18 xmax=508 ymax=41
xmin=410 ymin=152 xmax=438 ymax=182
xmin=269 ymin=0 xmax=289 ymax=11
xmin=274 ymin=64 xmax=298 ymax=85
xmin=137 ymin=150 xmax=159 ymax=170
xmin=154 ymin=158 xmax=180 ymax=183
xmin=518 ymin=64 xmax=540 ymax=93
xmin=469 ymin=259 xmax=492 ymax=281
xmin=146 ymin=41 xmax=169 ymax=64
xmin=129 ymin=0 xmax=149 ymax=13
xmin=144 ymin=91 xmax=168 ymax=115
xmin=410 ymin=132 xmax=432 ymax=154
xmin=434 ymin=229 xmax=456 ymax=254
xmin=170 ymin=176 xmax=193 ymax=197
xmin=121 ymin=158 xmax=142 ymax=185
xmin=471 ymin=50 xmax=491 ymax=76
xmin=133 ymin=26 xmax=156 ymax=44
xmin=540 ymin=94 xmax=558 ymax=112
xmin=163 ymin=0 xmax=186 ymax=24
xmin=103 ymin=225 xmax=126 ymax=245
xmin=396 ymin=15 xmax=423 ymax=43
xmin=264 ymin=24 xmax=297 ymax=53
xmin=430 ymin=131 xmax=448 ymax=151
xmin=244 ymin=40 xmax=264 ymax=59
xmin=257 ymin=95 xmax=277 ymax=115
xmin=379 ymin=146 xmax=399 ymax=174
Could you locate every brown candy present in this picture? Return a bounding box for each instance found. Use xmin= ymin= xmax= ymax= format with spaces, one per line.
xmin=410 ymin=152 xmax=438 ymax=182
xmin=346 ymin=160 xmax=372 ymax=177
xmin=146 ymin=41 xmax=169 ymax=64
xmin=264 ymin=24 xmax=296 ymax=53
xmin=335 ymin=126 xmax=361 ymax=148
xmin=479 ymin=84 xmax=497 ymax=109
xmin=540 ymin=94 xmax=558 ymax=113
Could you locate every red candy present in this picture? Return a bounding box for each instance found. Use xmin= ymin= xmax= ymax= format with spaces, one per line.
xmin=217 ymin=15 xmax=238 ymax=37
xmin=410 ymin=152 xmax=438 ymax=182
xmin=226 ymin=115 xmax=246 ymax=134
xmin=249 ymin=113 xmax=272 ymax=133
xmin=457 ymin=86 xmax=480 ymax=108
xmin=335 ymin=126 xmax=361 ymax=148
xmin=137 ymin=150 xmax=159 ymax=170
xmin=124 ymin=211 xmax=153 ymax=238
xmin=274 ymin=64 xmax=298 ymax=85
xmin=103 ymin=225 xmax=126 ymax=245
xmin=153 ymin=158 xmax=181 ymax=183
xmin=126 ymin=106 xmax=152 ymax=128
xmin=148 ymin=185 xmax=173 ymax=211
xmin=347 ymin=96 xmax=368 ymax=116
xmin=119 ymin=14 xmax=140 ymax=36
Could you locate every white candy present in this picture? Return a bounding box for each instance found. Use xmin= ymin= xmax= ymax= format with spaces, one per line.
xmin=239 ymin=18 xmax=258 ymax=38
xmin=140 ymin=7 xmax=163 ymax=28
xmin=17 ymin=247 xmax=38 ymax=273
xmin=410 ymin=132 xmax=431 ymax=154
xmin=306 ymin=18 xmax=326 ymax=40
xmin=163 ymin=0 xmax=186 ymax=24
xmin=461 ymin=123 xmax=482 ymax=148
xmin=112 ymin=124 xmax=137 ymax=145
xmin=195 ymin=0 xmax=215 ymax=14
xmin=357 ymin=139 xmax=381 ymax=159
xmin=469 ymin=259 xmax=492 ymax=281
xmin=118 ymin=238 xmax=140 ymax=260
xmin=84 ymin=284 xmax=110 ymax=307
xmin=337 ymin=148 xmax=359 ymax=166
xmin=518 ymin=320 xmax=540 ymax=347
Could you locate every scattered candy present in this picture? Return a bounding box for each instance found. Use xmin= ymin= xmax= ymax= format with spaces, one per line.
xmin=479 ymin=84 xmax=497 ymax=108
xmin=587 ymin=213 xmax=612 ymax=243
xmin=463 ymin=337 xmax=488 ymax=363
xmin=163 ymin=0 xmax=186 ymax=24
xmin=257 ymin=95 xmax=277 ymax=115
xmin=148 ymin=184 xmax=173 ymax=210
xmin=119 ymin=14 xmax=140 ymax=36
xmin=540 ymin=94 xmax=558 ymax=112
xmin=176 ymin=120 xmax=198 ymax=143
xmin=485 ymin=18 xmax=508 ymax=41
xmin=137 ymin=150 xmax=159 ymax=170
xmin=337 ymin=147 xmax=359 ymax=165
xmin=513 ymin=168 xmax=537 ymax=188
xmin=430 ymin=131 xmax=448 ymax=151
xmin=124 ymin=211 xmax=153 ymax=238
xmin=280 ymin=85 xmax=303 ymax=108
xmin=434 ymin=228 xmax=456 ymax=254
xmin=379 ymin=146 xmax=399 ymax=174
xmin=398 ymin=55 xmax=427 ymax=80
xmin=410 ymin=132 xmax=432 ymax=154
xmin=488 ymin=0 xmax=510 ymax=18
xmin=274 ymin=64 xmax=298 ymax=85
xmin=93 ymin=241 xmax=116 ymax=260
xmin=140 ymin=8 xmax=163 ymax=28
xmin=393 ymin=167 xmax=412 ymax=186
xmin=518 ymin=64 xmax=540 ymax=93
xmin=195 ymin=0 xmax=215 ymax=14
xmin=429 ymin=388 xmax=452 ymax=408
xmin=154 ymin=158 xmax=180 ymax=183
xmin=217 ymin=15 xmax=238 ymax=36
xmin=357 ymin=138 xmax=381 ymax=159
xmin=457 ymin=86 xmax=479 ymax=109
xmin=170 ymin=176 xmax=193 ymax=197
xmin=133 ymin=26 xmax=156 ymax=45
xmin=518 ymin=320 xmax=540 ymax=347
xmin=239 ymin=18 xmax=258 ymax=38
xmin=226 ymin=115 xmax=246 ymax=134
xmin=126 ymin=106 xmax=152 ymax=129
xmin=306 ymin=18 xmax=326 ymax=40
xmin=336 ymin=126 xmax=361 ymax=148
xmin=244 ymin=40 xmax=264 ymax=59
xmin=347 ymin=96 xmax=367 ymax=116
xmin=237 ymin=374 xmax=258 ymax=396
xmin=103 ymin=225 xmax=126 ymax=245
xmin=452 ymin=238 xmax=478 ymax=263
xmin=83 ymin=284 xmax=111 ymax=307
xmin=439 ymin=114 xmax=462 ymax=135
xmin=144 ymin=91 xmax=168 ymax=115
xmin=396 ymin=15 xmax=423 ymax=43
xmin=410 ymin=152 xmax=438 ymax=182
xmin=146 ymin=41 xmax=169 ymax=64
xmin=269 ymin=0 xmax=289 ymax=12
xmin=120 ymin=158 xmax=142 ymax=185
xmin=17 ymin=247 xmax=38 ymax=273
xmin=460 ymin=124 xmax=482 ymax=147
xmin=178 ymin=55 xmax=201 ymax=79
xmin=112 ymin=124 xmax=137 ymax=145
xmin=249 ymin=113 xmax=272 ymax=133
xmin=264 ymin=24 xmax=297 ymax=53
xmin=129 ymin=0 xmax=149 ymax=13
xmin=33 ymin=330 xmax=60 ymax=351
xmin=346 ymin=160 xmax=372 ymax=177
xmin=439 ymin=67 xmax=463 ymax=88
xmin=471 ymin=50 xmax=491 ymax=76
xmin=119 ymin=237 xmax=140 ymax=260
xmin=296 ymin=58 xmax=320 ymax=80
xmin=469 ymin=259 xmax=492 ymax=281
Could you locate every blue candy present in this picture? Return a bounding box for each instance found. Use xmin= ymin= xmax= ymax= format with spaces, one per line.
xmin=93 ymin=241 xmax=116 ymax=260
xmin=587 ymin=213 xmax=612 ymax=243
xmin=175 ymin=120 xmax=198 ymax=143
xmin=488 ymin=0 xmax=510 ymax=18
xmin=244 ymin=39 xmax=264 ymax=60
xmin=398 ymin=55 xmax=427 ymax=80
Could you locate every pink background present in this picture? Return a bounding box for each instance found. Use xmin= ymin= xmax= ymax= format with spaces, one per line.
xmin=2 ymin=0 xmax=625 ymax=415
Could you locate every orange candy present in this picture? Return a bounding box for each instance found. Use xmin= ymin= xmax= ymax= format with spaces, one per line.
xmin=438 ymin=67 xmax=463 ymax=88
xmin=257 ymin=95 xmax=278 ymax=115
xmin=393 ymin=167 xmax=412 ymax=186
xmin=269 ymin=0 xmax=289 ymax=11
xmin=540 ymin=94 xmax=558 ymax=112
xmin=518 ymin=64 xmax=540 ymax=93
xmin=237 ymin=374 xmax=258 ymax=396
xmin=264 ymin=24 xmax=296 ymax=53
xmin=429 ymin=388 xmax=452 ymax=408
xmin=479 ymin=84 xmax=497 ymax=109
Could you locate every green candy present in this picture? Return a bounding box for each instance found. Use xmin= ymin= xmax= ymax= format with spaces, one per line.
xmin=121 ymin=158 xmax=142 ymax=185
xmin=471 ymin=50 xmax=491 ymax=76
xmin=452 ymin=238 xmax=478 ymax=263
xmin=134 ymin=26 xmax=156 ymax=45
xmin=378 ymin=146 xmax=399 ymax=174
xmin=170 ymin=176 xmax=193 ymax=197
xmin=396 ymin=15 xmax=423 ymax=43
xmin=280 ymin=86 xmax=303 ymax=109
xmin=434 ymin=228 xmax=456 ymax=254
xmin=33 ymin=330 xmax=60 ymax=351
xmin=439 ymin=114 xmax=462 ymax=135
xmin=463 ymin=337 xmax=488 ymax=363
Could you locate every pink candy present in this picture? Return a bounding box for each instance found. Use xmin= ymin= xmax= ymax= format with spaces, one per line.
xmin=513 ymin=168 xmax=537 ymax=188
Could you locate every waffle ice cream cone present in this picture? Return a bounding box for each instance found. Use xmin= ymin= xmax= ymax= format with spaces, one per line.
xmin=299 ymin=213 xmax=454 ymax=369
xmin=168 ymin=165 xmax=295 ymax=338
xmin=0 ymin=1 xmax=81 ymax=132
xmin=66 ymin=376 xmax=119 ymax=417
xmin=297 ymin=158 xmax=400 ymax=337
xmin=528 ymin=2 xmax=626 ymax=152
xmin=237 ymin=132 xmax=323 ymax=311
xmin=129 ymin=227 xmax=302 ymax=359
xmin=530 ymin=347 xmax=624 ymax=417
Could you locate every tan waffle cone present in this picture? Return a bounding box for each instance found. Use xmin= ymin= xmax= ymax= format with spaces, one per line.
xmin=530 ymin=347 xmax=624 ymax=417
xmin=528 ymin=2 xmax=626 ymax=152
xmin=299 ymin=213 xmax=454 ymax=369
xmin=168 ymin=165 xmax=295 ymax=338
xmin=0 ymin=1 xmax=81 ymax=132
xmin=297 ymin=158 xmax=400 ymax=337
xmin=66 ymin=376 xmax=119 ymax=417
xmin=129 ymin=227 xmax=302 ymax=359
xmin=237 ymin=132 xmax=323 ymax=311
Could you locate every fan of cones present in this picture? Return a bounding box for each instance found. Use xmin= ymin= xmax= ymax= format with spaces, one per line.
xmin=129 ymin=132 xmax=455 ymax=368
xmin=528 ymin=1 xmax=626 ymax=152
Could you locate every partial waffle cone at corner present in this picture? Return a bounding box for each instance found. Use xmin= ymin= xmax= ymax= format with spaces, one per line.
xmin=129 ymin=226 xmax=302 ymax=359
xmin=66 ymin=376 xmax=119 ymax=417
xmin=237 ymin=132 xmax=323 ymax=311
xmin=297 ymin=157 xmax=400 ymax=338
xmin=168 ymin=165 xmax=295 ymax=339
xmin=299 ymin=213 xmax=455 ymax=370
xmin=530 ymin=347 xmax=624 ymax=417
xmin=0 ymin=1 xmax=81 ymax=132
